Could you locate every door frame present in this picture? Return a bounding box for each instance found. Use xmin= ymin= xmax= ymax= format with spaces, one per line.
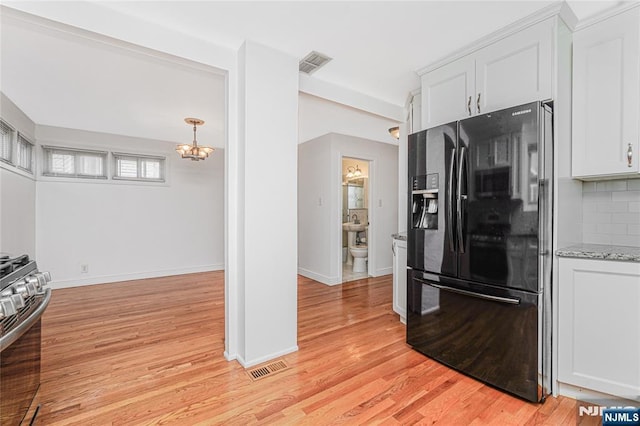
xmin=337 ymin=153 xmax=376 ymax=283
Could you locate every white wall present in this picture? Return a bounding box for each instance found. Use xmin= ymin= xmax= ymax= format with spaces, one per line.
xmin=35 ymin=125 xmax=224 ymax=288
xmin=1 ymin=169 xmax=36 ymax=257
xmin=298 ymin=135 xmax=333 ymax=282
xmin=0 ymin=93 xmax=36 ymax=257
xmin=332 ymin=134 xmax=398 ymax=279
xmin=298 ymin=92 xmax=400 ymax=145
xmin=298 ymin=133 xmax=398 ymax=285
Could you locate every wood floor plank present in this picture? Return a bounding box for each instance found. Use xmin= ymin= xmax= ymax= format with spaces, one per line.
xmin=34 ymin=271 xmax=577 ymax=425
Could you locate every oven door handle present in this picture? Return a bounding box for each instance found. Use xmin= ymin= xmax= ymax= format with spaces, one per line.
xmin=428 ymin=282 xmax=520 ymax=305
xmin=0 ymin=288 xmax=51 ymax=352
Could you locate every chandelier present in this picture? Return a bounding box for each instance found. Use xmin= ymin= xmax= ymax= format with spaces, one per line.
xmin=176 ymin=118 xmax=214 ymax=161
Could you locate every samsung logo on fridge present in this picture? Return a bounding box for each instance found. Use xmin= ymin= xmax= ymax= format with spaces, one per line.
xmin=512 ymin=109 xmax=532 ymax=116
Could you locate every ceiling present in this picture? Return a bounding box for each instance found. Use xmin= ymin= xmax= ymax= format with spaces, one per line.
xmin=0 ymin=1 xmax=623 ymax=148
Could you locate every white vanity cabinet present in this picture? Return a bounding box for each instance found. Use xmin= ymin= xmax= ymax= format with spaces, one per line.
xmin=420 ymin=18 xmax=554 ymax=129
xmin=558 ymin=257 xmax=640 ymax=399
xmin=572 ymin=6 xmax=640 ymax=179
xmin=392 ymin=237 xmax=407 ymax=323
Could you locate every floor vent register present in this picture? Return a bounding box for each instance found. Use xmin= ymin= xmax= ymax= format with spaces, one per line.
xmin=246 ymin=359 xmax=289 ymax=381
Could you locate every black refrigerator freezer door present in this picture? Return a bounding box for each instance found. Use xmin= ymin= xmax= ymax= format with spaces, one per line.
xmin=406 ymin=270 xmax=543 ymax=402
xmin=407 ymin=123 xmax=457 ymax=277
xmin=457 ymin=101 xmax=544 ymax=293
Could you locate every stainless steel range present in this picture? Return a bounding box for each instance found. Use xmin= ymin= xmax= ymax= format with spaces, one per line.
xmin=0 ymin=255 xmax=51 ymax=425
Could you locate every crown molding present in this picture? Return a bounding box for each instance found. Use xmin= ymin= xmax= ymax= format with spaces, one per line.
xmin=574 ymin=2 xmax=640 ymax=32
xmin=0 ymin=4 xmax=230 ymax=76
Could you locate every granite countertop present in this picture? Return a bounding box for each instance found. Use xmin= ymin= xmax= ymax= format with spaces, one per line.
xmin=556 ymin=244 xmax=640 ymax=262
xmin=391 ymin=233 xmax=407 ymax=241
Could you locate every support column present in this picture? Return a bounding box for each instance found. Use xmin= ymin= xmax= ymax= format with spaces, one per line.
xmin=229 ymin=41 xmax=299 ymax=366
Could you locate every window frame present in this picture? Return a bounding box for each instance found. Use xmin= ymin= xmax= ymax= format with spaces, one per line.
xmin=41 ymin=145 xmax=108 ymax=179
xmin=15 ymin=133 xmax=35 ymax=174
xmin=112 ymin=152 xmax=166 ymax=183
xmin=0 ymin=119 xmax=15 ymax=165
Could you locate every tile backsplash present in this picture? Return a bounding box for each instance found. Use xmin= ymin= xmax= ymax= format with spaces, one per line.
xmin=582 ymin=179 xmax=640 ymax=247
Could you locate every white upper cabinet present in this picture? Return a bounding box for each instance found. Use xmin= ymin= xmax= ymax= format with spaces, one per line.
xmin=572 ymin=6 xmax=640 ymax=179
xmin=419 ymin=18 xmax=554 ymax=130
xmin=421 ymin=57 xmax=475 ymax=129
xmin=475 ymin=19 xmax=553 ymax=115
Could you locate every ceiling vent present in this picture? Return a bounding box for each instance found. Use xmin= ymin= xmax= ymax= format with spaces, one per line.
xmin=299 ymin=51 xmax=332 ymax=75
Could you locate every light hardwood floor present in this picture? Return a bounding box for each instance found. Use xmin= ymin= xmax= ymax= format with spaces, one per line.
xmin=36 ymin=272 xmax=577 ymax=425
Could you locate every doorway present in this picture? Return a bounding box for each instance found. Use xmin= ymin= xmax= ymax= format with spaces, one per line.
xmin=341 ymin=157 xmax=371 ymax=282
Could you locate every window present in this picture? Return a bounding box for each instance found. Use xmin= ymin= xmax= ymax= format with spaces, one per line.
xmin=42 ymin=146 xmax=107 ymax=179
xmin=1 ymin=120 xmax=14 ymax=164
xmin=113 ymin=152 xmax=165 ymax=182
xmin=16 ymin=134 xmax=34 ymax=173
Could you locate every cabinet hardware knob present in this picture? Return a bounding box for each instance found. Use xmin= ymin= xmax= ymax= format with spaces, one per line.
xmin=467 ymin=96 xmax=472 ymax=116
xmin=477 ymin=93 xmax=481 ymax=113
xmin=628 ymin=143 xmax=633 ymax=167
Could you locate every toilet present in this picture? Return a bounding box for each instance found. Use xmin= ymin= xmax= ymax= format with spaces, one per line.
xmin=349 ymin=244 xmax=368 ymax=273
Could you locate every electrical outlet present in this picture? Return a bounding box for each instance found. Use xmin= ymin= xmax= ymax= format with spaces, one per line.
xmin=81 ymin=264 xmax=89 ymax=274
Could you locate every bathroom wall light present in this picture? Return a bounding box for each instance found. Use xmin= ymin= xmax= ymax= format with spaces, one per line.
xmin=389 ymin=126 xmax=400 ymax=140
xmin=346 ymin=165 xmax=362 ymax=179
xmin=176 ymin=117 xmax=214 ymax=161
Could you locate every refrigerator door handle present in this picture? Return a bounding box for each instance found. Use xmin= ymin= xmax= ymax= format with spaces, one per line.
xmin=447 ymin=148 xmax=456 ymax=252
xmin=456 ymin=146 xmax=467 ymax=253
xmin=538 ymin=179 xmax=547 ymax=256
xmin=428 ymin=282 xmax=521 ymax=305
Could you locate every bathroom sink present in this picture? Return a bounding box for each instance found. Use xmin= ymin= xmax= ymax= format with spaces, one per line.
xmin=342 ymin=222 xmax=366 ymax=232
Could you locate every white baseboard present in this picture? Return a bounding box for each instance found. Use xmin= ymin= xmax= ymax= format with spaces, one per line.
xmin=297 ymin=267 xmax=340 ymax=286
xmin=374 ymin=267 xmax=393 ymax=277
xmin=49 ymin=263 xmax=224 ymax=289
xmin=236 ymin=345 xmax=299 ymax=368
xmin=557 ymin=382 xmax=640 ymax=404
xmin=298 ymin=266 xmax=391 ymax=285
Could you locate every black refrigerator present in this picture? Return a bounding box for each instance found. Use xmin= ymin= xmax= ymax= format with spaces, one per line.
xmin=406 ymin=101 xmax=553 ymax=402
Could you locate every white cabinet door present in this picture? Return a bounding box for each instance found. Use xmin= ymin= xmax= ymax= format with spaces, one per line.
xmin=475 ymin=19 xmax=553 ymax=114
xmin=572 ymin=7 xmax=640 ymax=178
xmin=558 ymin=258 xmax=640 ymax=398
xmin=420 ymin=18 xmax=554 ymax=130
xmin=420 ymin=57 xmax=475 ymax=129
xmin=392 ymin=239 xmax=407 ymax=322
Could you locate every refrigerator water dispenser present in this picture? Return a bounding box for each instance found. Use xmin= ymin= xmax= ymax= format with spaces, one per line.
xmin=411 ymin=173 xmax=439 ymax=229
